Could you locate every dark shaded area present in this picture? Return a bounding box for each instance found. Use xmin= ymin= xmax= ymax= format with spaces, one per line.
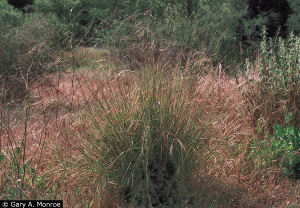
xmin=121 ymin=152 xmax=194 ymax=207
xmin=186 ymin=0 xmax=198 ymax=20
xmin=186 ymin=0 xmax=193 ymax=19
xmin=237 ymin=0 xmax=292 ymax=47
xmin=7 ymin=0 xmax=34 ymax=12
xmin=294 ymin=162 xmax=300 ymax=180
xmin=247 ymin=0 xmax=291 ymax=38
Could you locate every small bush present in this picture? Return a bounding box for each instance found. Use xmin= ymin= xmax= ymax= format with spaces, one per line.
xmin=244 ymin=30 xmax=300 ymax=135
xmin=0 ymin=0 xmax=23 ymax=31
xmin=0 ymin=13 xmax=62 ymax=102
xmin=287 ymin=0 xmax=300 ymax=35
xmin=104 ymin=1 xmax=247 ymax=66
xmin=34 ymin=0 xmax=112 ymax=45
xmin=249 ymin=123 xmax=300 ymax=179
xmin=270 ymin=122 xmax=300 ymax=176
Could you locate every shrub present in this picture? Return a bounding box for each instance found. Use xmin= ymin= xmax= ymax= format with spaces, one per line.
xmin=0 ymin=0 xmax=23 ymax=31
xmin=101 ymin=1 xmax=248 ymax=70
xmin=287 ymin=0 xmax=300 ymax=34
xmin=249 ymin=116 xmax=300 ymax=178
xmin=243 ymin=30 xmax=300 ymax=135
xmin=0 ymin=13 xmax=62 ymax=102
xmin=34 ymin=0 xmax=112 ymax=45
xmin=270 ymin=121 xmax=300 ymax=177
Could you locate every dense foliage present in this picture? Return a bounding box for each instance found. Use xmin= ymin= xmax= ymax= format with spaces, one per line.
xmin=287 ymin=0 xmax=300 ymax=34
xmin=0 ymin=0 xmax=23 ymax=30
xmin=0 ymin=1 xmax=62 ymax=101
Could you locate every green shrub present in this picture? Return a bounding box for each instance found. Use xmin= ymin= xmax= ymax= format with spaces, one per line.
xmin=270 ymin=122 xmax=300 ymax=176
xmin=0 ymin=13 xmax=62 ymax=102
xmin=101 ymin=1 xmax=248 ymax=70
xmin=35 ymin=0 xmax=112 ymax=44
xmin=249 ymin=124 xmax=300 ymax=178
xmin=244 ymin=30 xmax=300 ymax=134
xmin=192 ymin=0 xmax=247 ymax=62
xmin=249 ymin=113 xmax=300 ymax=177
xmin=0 ymin=0 xmax=23 ymax=32
xmin=287 ymin=0 xmax=300 ymax=34
xmin=245 ymin=32 xmax=300 ymax=176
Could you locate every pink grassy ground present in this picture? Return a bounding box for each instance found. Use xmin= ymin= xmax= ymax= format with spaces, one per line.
xmin=1 ymin=53 xmax=299 ymax=207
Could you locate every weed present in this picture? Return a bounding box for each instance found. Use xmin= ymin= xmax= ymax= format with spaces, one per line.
xmin=270 ymin=120 xmax=300 ymax=177
xmin=244 ymin=29 xmax=300 ymax=136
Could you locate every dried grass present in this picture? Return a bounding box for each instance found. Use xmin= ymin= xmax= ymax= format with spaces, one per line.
xmin=1 ymin=46 xmax=299 ymax=207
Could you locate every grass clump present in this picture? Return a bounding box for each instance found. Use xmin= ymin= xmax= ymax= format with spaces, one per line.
xmin=69 ymin=69 xmax=202 ymax=207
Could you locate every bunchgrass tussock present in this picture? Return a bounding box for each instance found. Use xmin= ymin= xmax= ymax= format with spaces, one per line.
xmin=69 ymin=68 xmax=203 ymax=207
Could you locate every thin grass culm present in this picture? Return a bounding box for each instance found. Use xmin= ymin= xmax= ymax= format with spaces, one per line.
xmin=68 ymin=68 xmax=202 ymax=207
